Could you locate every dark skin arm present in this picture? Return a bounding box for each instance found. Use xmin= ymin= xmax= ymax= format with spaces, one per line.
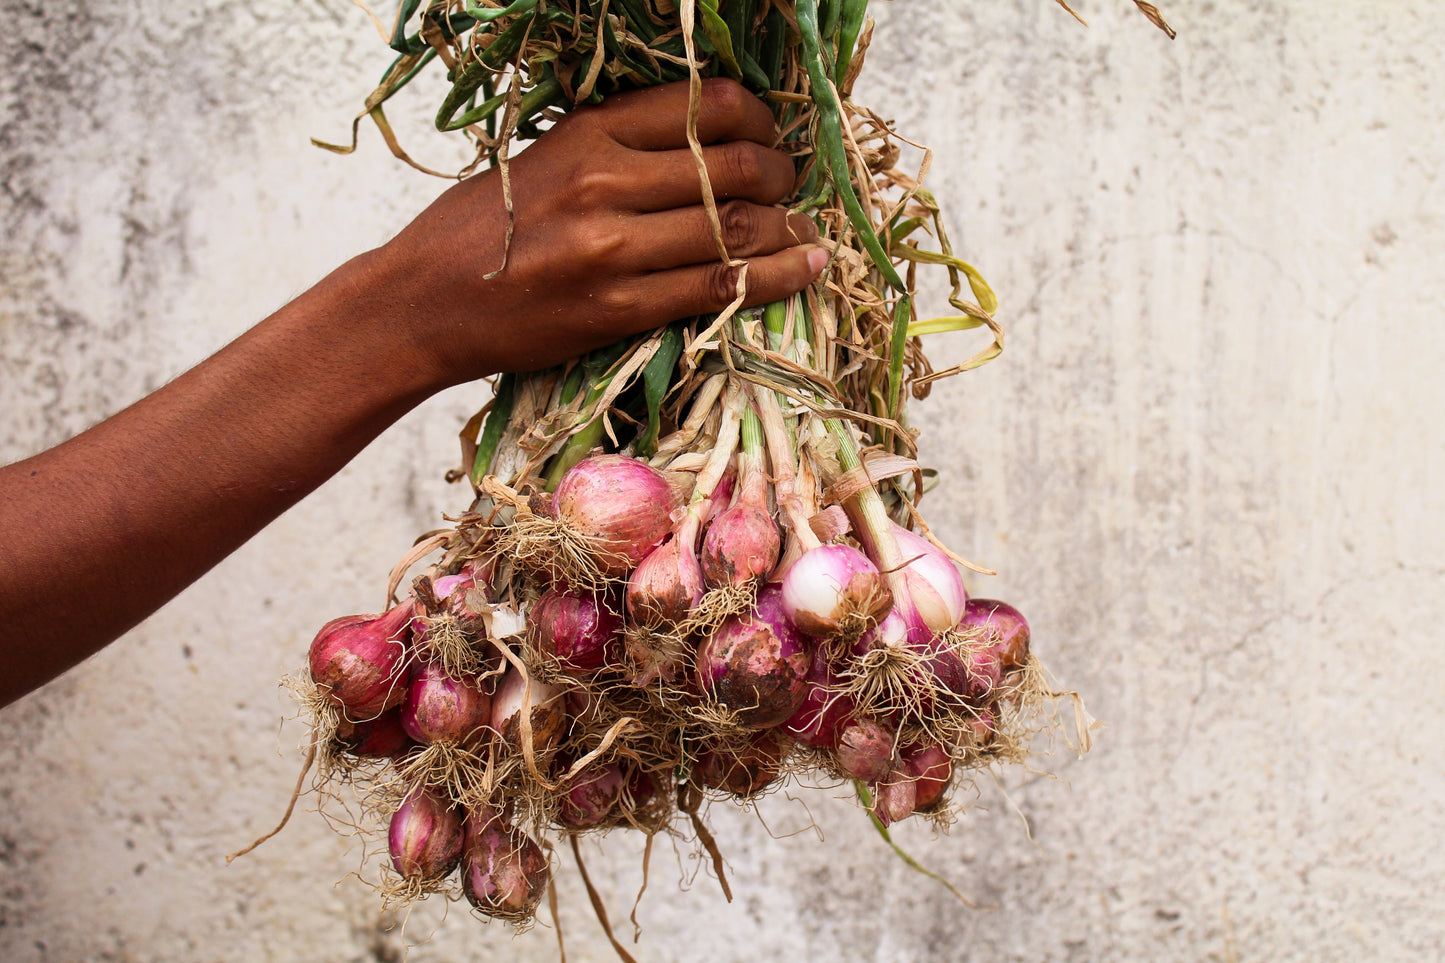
xmin=0 ymin=79 xmax=824 ymax=708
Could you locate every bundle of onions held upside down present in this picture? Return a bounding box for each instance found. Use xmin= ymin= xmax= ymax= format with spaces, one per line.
xmin=245 ymin=0 xmax=1158 ymax=941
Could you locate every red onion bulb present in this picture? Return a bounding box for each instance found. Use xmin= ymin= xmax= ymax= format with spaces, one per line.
xmin=691 ymin=733 xmax=783 ymax=797
xmin=401 ymin=662 xmax=493 ymax=746
xmin=552 ymin=455 xmax=682 ymax=577
xmin=696 ymin=586 xmax=813 ymax=728
xmin=529 ymin=589 xmax=621 ymax=673
xmin=389 ymin=787 xmax=464 ymax=884
xmin=891 ymin=524 xmax=968 ymax=635
xmin=461 ymin=808 xmax=550 ymax=920
xmin=308 ymin=603 xmax=412 ymax=718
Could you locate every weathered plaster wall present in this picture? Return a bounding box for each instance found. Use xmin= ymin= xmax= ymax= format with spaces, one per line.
xmin=3 ymin=1 xmax=1442 ymax=960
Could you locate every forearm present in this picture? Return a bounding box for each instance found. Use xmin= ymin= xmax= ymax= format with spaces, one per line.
xmin=0 ymin=250 xmax=439 ymax=707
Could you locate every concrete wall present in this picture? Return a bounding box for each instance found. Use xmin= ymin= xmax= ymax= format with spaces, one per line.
xmin=3 ymin=1 xmax=1442 ymax=960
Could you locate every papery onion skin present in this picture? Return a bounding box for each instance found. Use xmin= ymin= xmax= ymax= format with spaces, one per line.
xmin=835 ymin=718 xmax=896 ymax=783
xmin=530 ymin=589 xmax=621 ymax=673
xmin=626 ymin=533 xmax=706 ymax=626
xmin=903 ymin=744 xmax=952 ymax=812
xmin=401 ymin=662 xmax=494 ymax=746
xmin=871 ymin=775 xmax=917 ymax=827
xmin=696 ymin=586 xmax=813 ymax=728
xmin=389 ymin=787 xmax=464 ymax=883
xmin=691 ymin=733 xmax=783 ymax=797
xmin=961 ymin=599 xmax=1032 ymax=671
xmin=490 ymin=670 xmax=568 ymax=752
xmin=552 ymin=455 xmax=682 ymax=577
xmin=461 ymin=808 xmax=550 ymax=920
xmin=308 ymin=603 xmax=412 ymax=718
xmin=781 ymin=544 xmax=892 ymax=637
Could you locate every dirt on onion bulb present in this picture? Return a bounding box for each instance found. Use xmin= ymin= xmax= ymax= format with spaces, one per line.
xmin=334 ymin=706 xmax=412 ymax=759
xmin=491 ymin=669 xmax=567 ymax=753
xmin=557 ymin=760 xmax=625 ymax=829
xmin=691 ymin=733 xmax=783 ymax=797
xmin=696 ymin=586 xmax=813 ymax=728
xmin=835 ymin=718 xmax=897 ymax=783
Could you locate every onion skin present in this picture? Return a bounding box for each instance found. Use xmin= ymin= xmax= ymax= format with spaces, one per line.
xmin=491 ymin=670 xmax=567 ymax=752
xmin=692 ymin=734 xmax=783 ymax=797
xmin=835 ymin=719 xmax=896 ymax=783
xmin=696 ymin=586 xmax=813 ymax=728
xmin=781 ymin=544 xmax=892 ymax=638
xmin=871 ymin=776 xmax=917 ymax=827
xmin=335 ymin=706 xmax=412 ymax=758
xmin=891 ymin=525 xmax=968 ymax=635
xmin=552 ymin=455 xmax=682 ymax=577
xmin=780 ymin=646 xmax=856 ymax=748
xmin=461 ymin=808 xmax=550 ymax=920
xmin=401 ymin=662 xmax=494 ymax=746
xmin=529 ymin=589 xmax=621 ymax=673
xmin=389 ymin=787 xmax=464 ymax=884
xmin=558 ymin=761 xmax=625 ymax=829
xmin=308 ymin=603 xmax=412 ymax=718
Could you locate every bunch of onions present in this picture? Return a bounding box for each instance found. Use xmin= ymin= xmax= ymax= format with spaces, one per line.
xmin=268 ymin=0 xmax=1106 ymax=933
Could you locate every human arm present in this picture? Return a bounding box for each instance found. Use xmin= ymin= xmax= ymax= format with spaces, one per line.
xmin=0 ymin=79 xmax=823 ymax=708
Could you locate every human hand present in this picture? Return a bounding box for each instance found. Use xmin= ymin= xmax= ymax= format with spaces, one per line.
xmin=365 ymin=77 xmax=824 ymax=387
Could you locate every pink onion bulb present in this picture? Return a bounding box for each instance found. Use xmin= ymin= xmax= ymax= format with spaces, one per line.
xmin=890 ymin=524 xmax=968 ymax=634
xmin=461 ymin=807 xmax=550 ymax=920
xmin=835 ymin=718 xmax=897 ymax=783
xmin=626 ymin=528 xmax=706 ymax=626
xmin=389 ymin=787 xmax=464 ymax=884
xmin=961 ymin=599 xmax=1031 ymax=671
xmin=781 ymin=544 xmax=892 ymax=637
xmin=401 ymin=662 xmax=493 ymax=746
xmin=491 ymin=670 xmax=567 ymax=752
xmin=552 ymin=455 xmax=682 ymax=577
xmin=696 ymin=586 xmax=813 ymax=728
xmin=558 ymin=760 xmax=626 ymax=829
xmin=701 ymin=460 xmax=779 ymax=589
xmin=308 ymin=602 xmax=412 ymax=718
xmin=780 ymin=646 xmax=856 ymax=748
xmin=691 ymin=733 xmax=783 ymax=797
xmin=529 ymin=589 xmax=622 ymax=673
xmin=335 ymin=706 xmax=412 ymax=759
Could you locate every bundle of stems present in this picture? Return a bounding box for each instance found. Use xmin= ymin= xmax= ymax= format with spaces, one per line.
xmin=250 ymin=0 xmax=1160 ymax=941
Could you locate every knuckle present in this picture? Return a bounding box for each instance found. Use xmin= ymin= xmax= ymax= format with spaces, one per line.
xmin=701 ymin=76 xmax=748 ymax=117
xmin=573 ymin=222 xmax=627 ymax=267
xmin=718 ymin=200 xmax=758 ymax=251
xmin=598 ymin=285 xmax=641 ymax=317
xmin=571 ymin=168 xmax=620 ymax=209
xmin=702 ymin=262 xmax=742 ymax=307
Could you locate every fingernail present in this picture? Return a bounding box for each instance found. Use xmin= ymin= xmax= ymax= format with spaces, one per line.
xmin=806 ymin=246 xmax=829 ymax=275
